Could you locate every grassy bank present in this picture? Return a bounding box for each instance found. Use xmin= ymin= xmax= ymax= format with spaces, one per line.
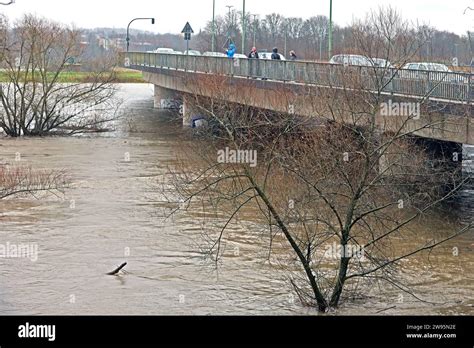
xmin=0 ymin=68 xmax=146 ymax=84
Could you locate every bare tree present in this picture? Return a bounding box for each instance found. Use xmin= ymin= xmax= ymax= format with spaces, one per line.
xmin=0 ymin=164 xmax=67 ymax=200
xmin=0 ymin=14 xmax=120 ymax=137
xmin=163 ymin=8 xmax=472 ymax=313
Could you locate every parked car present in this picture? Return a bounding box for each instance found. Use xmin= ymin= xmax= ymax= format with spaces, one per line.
xmin=259 ymin=52 xmax=286 ymax=60
xmin=184 ymin=50 xmax=201 ymax=56
xmin=202 ymin=51 xmax=227 ymax=57
xmin=329 ymin=54 xmax=372 ymax=67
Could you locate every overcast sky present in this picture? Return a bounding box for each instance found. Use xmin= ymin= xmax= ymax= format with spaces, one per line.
xmin=1 ymin=0 xmax=473 ymax=36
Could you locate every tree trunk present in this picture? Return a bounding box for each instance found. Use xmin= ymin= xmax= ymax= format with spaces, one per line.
xmin=248 ymin=174 xmax=329 ymax=312
xmin=329 ymin=255 xmax=350 ymax=307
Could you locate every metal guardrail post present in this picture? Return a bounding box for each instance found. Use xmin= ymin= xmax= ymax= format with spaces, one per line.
xmin=426 ymin=71 xmax=431 ymax=96
xmin=388 ymin=68 xmax=394 ymax=95
xmin=305 ymin=62 xmax=310 ymax=84
xmin=469 ymin=76 xmax=472 ymax=104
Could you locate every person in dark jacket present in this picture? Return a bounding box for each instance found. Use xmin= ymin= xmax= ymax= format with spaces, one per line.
xmin=248 ymin=47 xmax=259 ymax=59
xmin=271 ymin=47 xmax=281 ymax=60
xmin=289 ymin=50 xmax=297 ymax=61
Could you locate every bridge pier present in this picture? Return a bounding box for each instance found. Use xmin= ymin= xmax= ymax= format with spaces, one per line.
xmin=182 ymin=94 xmax=201 ymax=127
xmin=154 ymin=85 xmax=178 ymax=109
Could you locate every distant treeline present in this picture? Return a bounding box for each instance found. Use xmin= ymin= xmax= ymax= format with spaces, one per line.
xmin=85 ymin=11 xmax=472 ymax=64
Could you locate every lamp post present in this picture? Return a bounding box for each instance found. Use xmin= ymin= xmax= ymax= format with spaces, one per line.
xmin=126 ymin=17 xmax=155 ymax=52
xmin=211 ymin=0 xmax=216 ymax=52
xmin=241 ymin=0 xmax=246 ymax=54
xmin=252 ymin=14 xmax=258 ymax=48
xmin=328 ymin=0 xmax=333 ymax=60
xmin=226 ymin=5 xmax=234 ymax=46
xmin=319 ymin=31 xmax=324 ymax=61
xmin=226 ymin=5 xmax=234 ymax=26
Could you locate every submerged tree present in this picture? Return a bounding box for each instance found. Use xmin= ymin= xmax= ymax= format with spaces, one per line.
xmin=164 ymin=8 xmax=472 ymax=313
xmin=0 ymin=14 xmax=119 ymax=137
xmin=0 ymin=164 xmax=67 ymax=200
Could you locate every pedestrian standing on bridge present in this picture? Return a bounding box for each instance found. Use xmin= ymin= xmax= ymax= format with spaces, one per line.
xmin=226 ymin=43 xmax=236 ymax=58
xmin=248 ymin=47 xmax=260 ymax=78
xmin=271 ymin=47 xmax=281 ymax=60
xmin=289 ymin=50 xmax=297 ymax=61
xmin=248 ymin=47 xmax=259 ymax=59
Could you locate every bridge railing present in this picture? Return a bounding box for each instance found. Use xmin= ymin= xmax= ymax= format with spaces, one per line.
xmin=123 ymin=52 xmax=473 ymax=103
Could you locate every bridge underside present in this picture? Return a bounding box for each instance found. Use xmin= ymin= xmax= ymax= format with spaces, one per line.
xmin=141 ymin=68 xmax=473 ymax=146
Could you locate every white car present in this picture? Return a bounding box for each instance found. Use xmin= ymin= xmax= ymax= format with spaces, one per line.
xmin=403 ymin=62 xmax=450 ymax=72
xmin=202 ymin=51 xmax=227 ymax=57
xmin=329 ymin=54 xmax=372 ymax=67
xmin=371 ymin=58 xmax=393 ymax=68
xmin=184 ymin=50 xmax=201 ymax=56
xmin=233 ymin=53 xmax=248 ymax=59
xmin=153 ymin=48 xmax=175 ymax=54
xmin=400 ymin=62 xmax=467 ymax=83
xmin=258 ymin=52 xmax=286 ymax=61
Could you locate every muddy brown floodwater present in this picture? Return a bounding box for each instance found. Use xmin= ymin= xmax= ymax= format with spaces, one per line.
xmin=0 ymin=84 xmax=472 ymax=315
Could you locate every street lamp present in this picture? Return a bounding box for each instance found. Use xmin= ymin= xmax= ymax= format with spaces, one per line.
xmin=226 ymin=5 xmax=233 ymax=15
xmin=319 ymin=30 xmax=324 ymax=61
xmin=126 ymin=17 xmax=155 ymax=52
xmin=252 ymin=14 xmax=258 ymax=48
xmin=225 ymin=5 xmax=234 ymax=47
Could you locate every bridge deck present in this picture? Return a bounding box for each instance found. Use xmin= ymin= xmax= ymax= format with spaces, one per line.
xmin=123 ymin=52 xmax=474 ymax=145
xmin=123 ymin=52 xmax=473 ymax=103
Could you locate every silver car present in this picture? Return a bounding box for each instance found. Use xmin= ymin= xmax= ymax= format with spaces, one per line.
xmin=154 ymin=48 xmax=182 ymax=55
xmin=233 ymin=53 xmax=248 ymax=59
xmin=370 ymin=58 xmax=393 ymax=68
xmin=184 ymin=50 xmax=201 ymax=56
xmin=202 ymin=51 xmax=227 ymax=57
xmin=400 ymin=62 xmax=468 ymax=83
xmin=329 ymin=54 xmax=372 ymax=67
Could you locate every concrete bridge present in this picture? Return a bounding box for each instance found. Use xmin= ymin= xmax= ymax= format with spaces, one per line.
xmin=122 ymin=52 xmax=473 ymax=149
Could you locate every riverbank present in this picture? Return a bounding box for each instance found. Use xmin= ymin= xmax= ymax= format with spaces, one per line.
xmin=0 ymin=68 xmax=145 ymax=84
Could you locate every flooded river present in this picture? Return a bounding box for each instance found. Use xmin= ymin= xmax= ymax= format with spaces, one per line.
xmin=0 ymin=84 xmax=472 ymax=315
